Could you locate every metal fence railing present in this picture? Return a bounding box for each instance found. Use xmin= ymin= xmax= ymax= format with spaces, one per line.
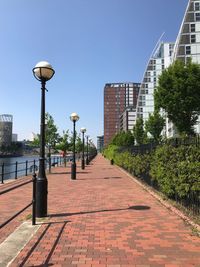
xmin=119 ymin=136 xmax=200 ymax=155
xmin=0 ymin=156 xmax=64 ymax=184
xmin=117 ymin=136 xmax=200 ymax=217
xmin=0 ymin=174 xmax=36 ymax=228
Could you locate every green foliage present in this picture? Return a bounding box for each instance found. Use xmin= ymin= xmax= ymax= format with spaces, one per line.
xmin=75 ymin=134 xmax=82 ymax=153
xmin=45 ymin=113 xmax=59 ymax=151
xmin=103 ymin=144 xmax=119 ymax=160
xmin=155 ymin=59 xmax=200 ymax=135
xmin=104 ymin=141 xmax=200 ymax=200
xmin=56 ymin=130 xmax=70 ymax=154
xmin=145 ymin=112 xmax=165 ymax=142
xmin=110 ymin=131 xmax=134 ymax=146
xmin=133 ymin=118 xmax=147 ymax=144
xmin=150 ymin=144 xmax=200 ymax=197
xmin=32 ymin=134 xmax=40 ymax=147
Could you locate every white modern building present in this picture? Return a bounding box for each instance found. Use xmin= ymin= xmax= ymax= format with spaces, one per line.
xmin=136 ymin=41 xmax=174 ymax=127
xmin=171 ymin=0 xmax=200 ymax=135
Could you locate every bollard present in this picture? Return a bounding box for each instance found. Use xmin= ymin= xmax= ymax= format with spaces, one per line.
xmin=110 ymin=159 xmax=114 ymax=165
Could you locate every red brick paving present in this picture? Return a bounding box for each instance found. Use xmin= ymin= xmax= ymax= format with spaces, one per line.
xmin=1 ymin=155 xmax=200 ymax=266
xmin=0 ymin=176 xmax=33 ymax=243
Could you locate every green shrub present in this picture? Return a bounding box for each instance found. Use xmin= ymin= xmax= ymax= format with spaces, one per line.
xmin=150 ymin=145 xmax=200 ymax=198
xmin=104 ymin=142 xmax=200 ymax=200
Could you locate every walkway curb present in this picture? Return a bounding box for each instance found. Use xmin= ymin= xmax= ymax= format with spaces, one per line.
xmin=0 ymin=221 xmax=40 ymax=267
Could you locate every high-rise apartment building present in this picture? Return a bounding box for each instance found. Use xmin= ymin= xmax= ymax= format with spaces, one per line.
xmin=171 ymin=0 xmax=200 ymax=135
xmin=136 ymin=42 xmax=174 ymax=126
xmin=174 ymin=0 xmax=200 ymax=64
xmin=104 ymin=82 xmax=140 ymax=146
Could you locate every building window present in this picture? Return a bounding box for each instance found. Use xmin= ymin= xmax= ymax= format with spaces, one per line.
xmin=145 ymin=83 xmax=148 ymax=88
xmin=195 ymin=12 xmax=200 ymax=21
xmin=194 ymin=2 xmax=200 ymax=11
xmin=185 ymin=46 xmax=191 ymax=55
xmin=162 ymin=65 xmax=165 ymax=70
xmin=190 ymin=23 xmax=196 ymax=32
xmin=145 ymin=90 xmax=148 ymax=94
xmin=191 ymin=34 xmax=196 ymax=43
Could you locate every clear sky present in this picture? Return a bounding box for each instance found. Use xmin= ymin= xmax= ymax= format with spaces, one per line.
xmin=0 ymin=0 xmax=188 ymax=144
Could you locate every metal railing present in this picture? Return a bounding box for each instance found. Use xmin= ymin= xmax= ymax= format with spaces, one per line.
xmin=0 ymin=156 xmax=64 ymax=184
xmin=119 ymin=136 xmax=200 ymax=155
xmin=0 ymin=174 xmax=36 ymax=228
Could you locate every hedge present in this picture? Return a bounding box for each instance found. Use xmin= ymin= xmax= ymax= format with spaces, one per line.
xmin=103 ymin=144 xmax=200 ymax=199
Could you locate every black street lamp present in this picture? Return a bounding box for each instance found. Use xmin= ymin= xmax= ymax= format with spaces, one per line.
xmin=80 ymin=127 xmax=86 ymax=169
xmin=32 ymin=61 xmax=55 ymax=218
xmin=70 ymin=112 xmax=79 ymax=180
xmin=86 ymin=135 xmax=89 ymax=165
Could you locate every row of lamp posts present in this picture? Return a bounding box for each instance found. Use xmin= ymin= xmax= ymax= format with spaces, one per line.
xmin=33 ymin=61 xmax=91 ymax=218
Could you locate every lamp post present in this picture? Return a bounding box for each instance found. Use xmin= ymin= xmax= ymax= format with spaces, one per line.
xmin=70 ymin=112 xmax=79 ymax=180
xmin=80 ymin=127 xmax=86 ymax=169
xmin=32 ymin=61 xmax=55 ymax=217
xmin=86 ymin=135 xmax=89 ymax=165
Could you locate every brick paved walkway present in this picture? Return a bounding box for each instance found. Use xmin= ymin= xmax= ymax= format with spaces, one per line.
xmin=1 ymin=154 xmax=200 ymax=266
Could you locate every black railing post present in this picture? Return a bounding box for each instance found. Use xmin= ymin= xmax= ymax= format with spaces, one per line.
xmin=1 ymin=163 xmax=4 ymax=184
xmin=25 ymin=160 xmax=28 ymax=176
xmin=49 ymin=156 xmax=51 ymax=173
xmin=15 ymin=161 xmax=18 ymax=179
xmin=32 ymin=173 xmax=36 ymax=225
xmin=33 ymin=160 xmax=36 ymax=174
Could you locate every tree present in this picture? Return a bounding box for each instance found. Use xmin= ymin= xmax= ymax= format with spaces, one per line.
xmin=111 ymin=131 xmax=134 ymax=146
xmin=145 ymin=112 xmax=165 ymax=142
xmin=75 ymin=134 xmax=82 ymax=154
xmin=31 ymin=133 xmax=40 ymax=147
xmin=45 ymin=113 xmax=59 ymax=154
xmin=155 ymin=59 xmax=200 ymax=136
xmin=56 ymin=130 xmax=70 ymax=166
xmin=133 ymin=118 xmax=147 ymax=145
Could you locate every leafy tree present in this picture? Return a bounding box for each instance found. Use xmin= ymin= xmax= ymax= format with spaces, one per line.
xmin=45 ymin=113 xmax=59 ymax=155
xmin=111 ymin=131 xmax=134 ymax=146
xmin=145 ymin=112 xmax=165 ymax=142
xmin=133 ymin=118 xmax=147 ymax=144
xmin=75 ymin=134 xmax=82 ymax=153
xmin=45 ymin=113 xmax=59 ymax=171
xmin=56 ymin=130 xmax=70 ymax=166
xmin=32 ymin=134 xmax=40 ymax=147
xmin=155 ymin=59 xmax=200 ymax=136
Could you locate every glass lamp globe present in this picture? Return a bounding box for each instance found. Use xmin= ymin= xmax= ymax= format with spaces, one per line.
xmin=70 ymin=112 xmax=79 ymax=122
xmin=33 ymin=61 xmax=55 ymax=81
xmin=80 ymin=127 xmax=86 ymax=133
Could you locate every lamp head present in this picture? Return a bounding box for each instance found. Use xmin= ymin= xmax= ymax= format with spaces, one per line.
xmin=33 ymin=61 xmax=55 ymax=82
xmin=80 ymin=127 xmax=86 ymax=133
xmin=70 ymin=112 xmax=79 ymax=122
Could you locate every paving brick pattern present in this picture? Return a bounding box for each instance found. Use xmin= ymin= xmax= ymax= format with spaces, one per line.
xmin=0 ymin=176 xmax=32 ymax=243
xmin=3 ymin=155 xmax=200 ymax=266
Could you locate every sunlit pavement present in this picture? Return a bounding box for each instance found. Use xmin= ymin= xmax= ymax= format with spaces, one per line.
xmin=1 ymin=154 xmax=200 ymax=267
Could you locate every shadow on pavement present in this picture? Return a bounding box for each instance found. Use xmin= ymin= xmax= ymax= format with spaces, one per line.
xmin=78 ymin=176 xmax=122 ymax=180
xmin=49 ymin=205 xmax=151 ymax=218
xmin=18 ymin=221 xmax=68 ymax=267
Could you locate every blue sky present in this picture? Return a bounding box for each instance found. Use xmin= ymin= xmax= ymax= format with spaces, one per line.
xmin=0 ymin=0 xmax=188 ymax=144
